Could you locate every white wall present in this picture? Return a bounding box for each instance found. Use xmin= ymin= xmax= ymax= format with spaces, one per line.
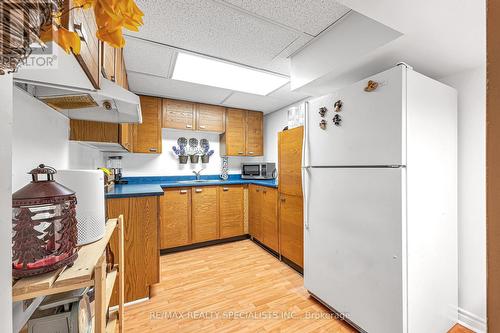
xmin=12 ymin=89 xmax=104 ymax=191
xmin=440 ymin=66 xmax=486 ymax=332
xmin=0 ymin=75 xmax=13 ymax=332
xmin=263 ymin=107 xmax=289 ymax=167
xmin=109 ymin=129 xmax=261 ymax=177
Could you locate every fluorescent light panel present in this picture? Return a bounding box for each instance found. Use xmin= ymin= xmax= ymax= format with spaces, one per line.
xmin=172 ymin=52 xmax=289 ymax=96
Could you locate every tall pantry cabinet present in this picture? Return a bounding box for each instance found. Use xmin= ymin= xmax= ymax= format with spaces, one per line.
xmin=278 ymin=126 xmax=304 ymax=269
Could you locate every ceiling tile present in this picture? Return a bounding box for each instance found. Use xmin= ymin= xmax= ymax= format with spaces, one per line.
xmin=268 ymin=83 xmax=310 ymax=102
xmin=222 ymin=91 xmax=305 ymax=113
xmin=129 ymin=0 xmax=301 ymax=75
xmin=123 ymin=37 xmax=175 ymax=77
xmin=128 ymin=72 xmax=232 ymax=105
xmin=220 ymin=0 xmax=350 ymax=36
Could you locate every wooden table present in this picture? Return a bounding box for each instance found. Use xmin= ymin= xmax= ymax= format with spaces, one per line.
xmin=13 ymin=216 xmax=125 ymax=333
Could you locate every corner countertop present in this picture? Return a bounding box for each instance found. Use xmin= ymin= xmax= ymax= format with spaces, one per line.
xmin=105 ymin=175 xmax=278 ymax=199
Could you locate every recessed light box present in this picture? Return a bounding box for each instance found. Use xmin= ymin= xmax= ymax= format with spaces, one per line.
xmin=172 ymin=52 xmax=289 ymax=96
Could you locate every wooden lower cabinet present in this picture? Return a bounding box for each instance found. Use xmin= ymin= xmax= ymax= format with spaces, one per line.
xmin=262 ymin=187 xmax=279 ymax=252
xmin=160 ymin=188 xmax=191 ymax=248
xmin=249 ymin=185 xmax=279 ymax=252
xmin=279 ymin=194 xmax=304 ymax=268
xmin=107 ymin=196 xmax=160 ymax=304
xmin=219 ymin=185 xmax=244 ymax=238
xmin=249 ymin=185 xmax=263 ymax=241
xmin=191 ymin=186 xmax=219 ymax=243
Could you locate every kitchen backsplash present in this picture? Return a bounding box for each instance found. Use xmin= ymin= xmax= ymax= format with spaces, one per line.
xmin=104 ymin=129 xmax=262 ymax=177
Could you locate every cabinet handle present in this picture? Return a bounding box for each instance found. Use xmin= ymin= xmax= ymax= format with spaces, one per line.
xmin=256 ymin=189 xmax=260 ymax=192
xmin=263 ymin=190 xmax=267 ymax=194
xmin=280 ymin=197 xmax=286 ymax=202
xmin=149 ymin=148 xmax=157 ymax=152
xmin=195 ymin=188 xmax=202 ymax=193
xmin=223 ymin=187 xmax=229 ymax=191
xmin=199 ymin=125 xmax=206 ymax=129
xmin=73 ymin=23 xmax=87 ymax=43
xmin=238 ymin=152 xmax=244 ymax=155
xmin=248 ymin=152 xmax=254 ymax=155
xmin=186 ymin=124 xmax=192 ymax=129
xmin=180 ymin=189 xmax=187 ymax=194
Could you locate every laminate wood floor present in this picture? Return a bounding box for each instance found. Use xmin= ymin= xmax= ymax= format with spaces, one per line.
xmin=122 ymin=240 xmax=355 ymax=332
xmin=122 ymin=240 xmax=469 ymax=333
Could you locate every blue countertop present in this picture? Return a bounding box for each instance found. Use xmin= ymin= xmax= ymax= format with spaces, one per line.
xmin=106 ymin=174 xmax=278 ymax=198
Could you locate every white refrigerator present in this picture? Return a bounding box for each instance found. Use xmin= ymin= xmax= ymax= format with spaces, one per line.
xmin=302 ymin=65 xmax=458 ymax=333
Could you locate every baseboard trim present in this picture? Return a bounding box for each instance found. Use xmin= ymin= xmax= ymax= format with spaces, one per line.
xmin=160 ymin=235 xmax=250 ymax=254
xmin=458 ymin=307 xmax=486 ymax=333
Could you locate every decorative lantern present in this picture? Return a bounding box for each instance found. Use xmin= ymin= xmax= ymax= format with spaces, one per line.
xmin=12 ymin=165 xmax=78 ymax=278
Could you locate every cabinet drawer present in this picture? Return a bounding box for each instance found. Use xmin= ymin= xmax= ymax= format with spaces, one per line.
xmin=219 ymin=185 xmax=244 ymax=238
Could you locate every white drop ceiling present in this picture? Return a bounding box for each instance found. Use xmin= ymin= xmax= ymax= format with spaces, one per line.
xmin=123 ymin=0 xmax=349 ymax=113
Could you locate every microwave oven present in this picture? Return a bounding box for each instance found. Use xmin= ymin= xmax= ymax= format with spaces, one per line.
xmin=241 ymin=163 xmax=276 ymax=179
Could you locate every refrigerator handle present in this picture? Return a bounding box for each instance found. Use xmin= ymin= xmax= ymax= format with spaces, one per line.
xmin=302 ymin=101 xmax=309 ymax=168
xmin=302 ymin=166 xmax=311 ymax=230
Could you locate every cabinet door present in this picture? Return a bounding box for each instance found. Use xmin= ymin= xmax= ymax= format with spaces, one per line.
xmin=278 ymin=126 xmax=304 ymax=196
xmin=219 ymin=185 xmax=244 ymax=238
xmin=70 ymin=120 xmax=119 ymax=143
xmin=246 ymin=111 xmax=263 ymax=156
xmin=160 ymin=188 xmax=191 ymax=249
xmin=134 ymin=96 xmax=162 ymax=153
xmin=262 ymin=188 xmax=279 ymax=252
xmin=69 ymin=3 xmax=100 ymax=89
xmin=162 ymin=99 xmax=195 ymax=130
xmin=192 ymin=186 xmax=219 ymax=243
xmin=107 ymin=196 xmax=159 ymax=304
xmin=222 ymin=108 xmax=246 ymax=156
xmin=279 ymin=194 xmax=304 ymax=268
xmin=119 ymin=124 xmax=133 ymax=152
xmin=102 ymin=42 xmax=115 ymax=81
xmin=249 ymin=185 xmax=263 ymax=241
xmin=196 ymin=104 xmax=225 ymax=132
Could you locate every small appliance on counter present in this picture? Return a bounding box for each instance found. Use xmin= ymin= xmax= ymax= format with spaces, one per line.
xmin=57 ymin=170 xmax=106 ymax=246
xmin=241 ymin=163 xmax=276 ymax=179
xmin=107 ymin=155 xmax=128 ymax=184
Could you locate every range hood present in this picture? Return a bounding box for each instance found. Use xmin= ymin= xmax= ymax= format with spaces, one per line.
xmin=13 ymin=43 xmax=142 ymax=124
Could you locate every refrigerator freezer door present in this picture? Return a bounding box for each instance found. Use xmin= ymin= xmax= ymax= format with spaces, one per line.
xmin=304 ymin=167 xmax=405 ymax=333
xmin=306 ymin=66 xmax=406 ymax=167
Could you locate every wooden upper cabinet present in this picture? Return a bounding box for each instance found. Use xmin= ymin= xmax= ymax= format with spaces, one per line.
xmin=261 ymin=187 xmax=279 ymax=252
xmin=279 ymin=194 xmax=304 ymax=268
xmin=191 ymin=186 xmax=219 ymax=243
xmin=160 ymin=188 xmax=191 ymax=249
xmin=162 ymin=99 xmax=195 ymax=130
xmin=220 ymin=109 xmax=263 ymax=156
xmin=249 ymin=185 xmax=263 ymax=242
xmin=134 ymin=96 xmax=162 ymax=153
xmin=102 ymin=42 xmax=115 ymax=82
xmin=70 ymin=120 xmax=119 ymax=143
xmin=66 ymin=1 xmax=101 ymax=89
xmin=119 ymin=124 xmax=133 ymax=152
xmin=196 ymin=104 xmax=225 ymax=132
xmin=278 ymin=126 xmax=304 ymax=197
xmin=219 ymin=185 xmax=244 ymax=239
xmin=221 ymin=108 xmax=246 ymax=156
xmin=246 ymin=111 xmax=263 ymax=156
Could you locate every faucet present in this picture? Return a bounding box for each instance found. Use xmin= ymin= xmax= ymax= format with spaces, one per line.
xmin=193 ymin=168 xmax=205 ymax=181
